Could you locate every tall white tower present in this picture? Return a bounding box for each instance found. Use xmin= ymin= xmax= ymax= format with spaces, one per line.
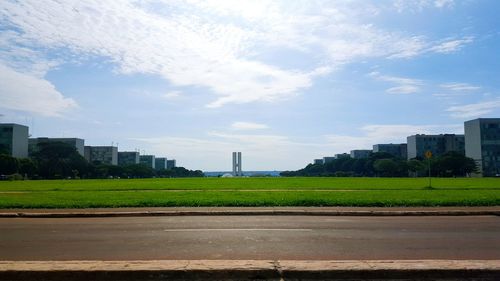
xmin=232 ymin=152 xmax=242 ymax=176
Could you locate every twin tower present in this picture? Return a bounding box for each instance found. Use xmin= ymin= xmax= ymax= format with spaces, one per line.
xmin=232 ymin=152 xmax=242 ymax=176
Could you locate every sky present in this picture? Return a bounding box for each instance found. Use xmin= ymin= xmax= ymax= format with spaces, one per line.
xmin=1 ymin=0 xmax=499 ymax=171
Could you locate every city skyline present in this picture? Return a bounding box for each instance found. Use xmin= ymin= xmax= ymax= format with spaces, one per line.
xmin=1 ymin=1 xmax=500 ymax=170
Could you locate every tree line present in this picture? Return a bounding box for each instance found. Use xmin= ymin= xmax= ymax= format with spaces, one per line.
xmin=280 ymin=151 xmax=478 ymax=177
xmin=0 ymin=142 xmax=203 ymax=180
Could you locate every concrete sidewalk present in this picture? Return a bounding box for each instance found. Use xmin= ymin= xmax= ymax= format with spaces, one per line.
xmin=0 ymin=206 xmax=499 ymax=218
xmin=1 ymin=260 xmax=499 ymax=281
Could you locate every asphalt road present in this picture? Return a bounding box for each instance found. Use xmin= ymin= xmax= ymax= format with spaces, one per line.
xmin=1 ymin=216 xmax=499 ymax=260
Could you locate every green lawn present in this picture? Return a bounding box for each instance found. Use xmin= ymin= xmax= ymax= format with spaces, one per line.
xmin=0 ymin=177 xmax=499 ymax=208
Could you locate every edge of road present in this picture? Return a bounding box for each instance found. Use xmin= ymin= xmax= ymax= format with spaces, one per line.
xmin=0 ymin=207 xmax=499 ymax=218
xmin=1 ymin=260 xmax=499 ymax=281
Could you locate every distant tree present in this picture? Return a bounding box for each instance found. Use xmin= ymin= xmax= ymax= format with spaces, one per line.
xmin=434 ymin=152 xmax=478 ymax=177
xmin=0 ymin=154 xmax=19 ymax=175
xmin=18 ymin=158 xmax=37 ymax=178
xmin=31 ymin=142 xmax=88 ymax=179
xmin=159 ymin=167 xmax=204 ymax=178
xmin=407 ymin=159 xmax=426 ymax=177
xmin=351 ymin=159 xmax=368 ymax=176
xmin=374 ymin=159 xmax=397 ymax=177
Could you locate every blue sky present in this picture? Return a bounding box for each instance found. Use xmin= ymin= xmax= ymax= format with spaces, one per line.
xmin=1 ymin=0 xmax=499 ymax=171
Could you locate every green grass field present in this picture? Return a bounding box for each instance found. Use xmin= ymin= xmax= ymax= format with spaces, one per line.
xmin=0 ymin=177 xmax=499 ymax=208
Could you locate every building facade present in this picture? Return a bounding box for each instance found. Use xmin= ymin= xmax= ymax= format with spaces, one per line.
xmin=118 ymin=151 xmax=140 ymax=166
xmin=407 ymin=134 xmax=464 ymax=159
xmin=155 ymin=157 xmax=167 ymax=170
xmin=232 ymin=152 xmax=242 ymax=176
xmin=140 ymin=155 xmax=155 ymax=169
xmin=29 ymin=137 xmax=84 ymax=156
xmin=84 ymin=146 xmax=118 ymax=165
xmin=166 ymin=159 xmax=176 ymax=169
xmin=323 ymin=157 xmax=336 ymax=164
xmin=313 ymin=159 xmax=324 ymax=165
xmin=350 ymin=149 xmax=372 ymax=159
xmin=465 ymin=118 xmax=500 ymax=177
xmin=373 ymin=143 xmax=407 ymax=159
xmin=0 ymin=123 xmax=28 ymax=158
xmin=335 ymin=153 xmax=350 ymax=159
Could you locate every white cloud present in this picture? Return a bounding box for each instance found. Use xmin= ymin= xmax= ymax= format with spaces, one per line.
xmin=326 ymin=124 xmax=462 ymax=153
xmin=386 ymin=85 xmax=421 ymax=94
xmin=132 ymin=132 xmax=327 ymax=170
xmin=393 ymin=0 xmax=455 ymax=12
xmin=369 ymin=72 xmax=423 ymax=94
xmin=231 ymin=122 xmax=269 ymax=130
xmin=429 ymin=37 xmax=474 ymax=54
xmin=132 ymin=122 xmax=465 ymax=170
xmin=162 ymin=91 xmax=182 ymax=100
xmin=0 ymin=0 xmax=469 ymax=109
xmin=446 ymin=99 xmax=500 ymax=118
xmin=0 ymin=64 xmax=77 ymax=116
xmin=440 ymin=82 xmax=481 ymax=91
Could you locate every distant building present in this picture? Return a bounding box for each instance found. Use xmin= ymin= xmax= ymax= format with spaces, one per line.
xmin=0 ymin=123 xmax=28 ymax=158
xmin=335 ymin=153 xmax=350 ymax=159
xmin=373 ymin=143 xmax=407 ymax=159
xmin=84 ymin=146 xmax=118 ymax=165
xmin=465 ymin=118 xmax=500 ymax=177
xmin=29 ymin=137 xmax=84 ymax=156
xmin=155 ymin=157 xmax=167 ymax=170
xmin=140 ymin=155 xmax=155 ymax=169
xmin=350 ymin=149 xmax=372 ymax=159
xmin=323 ymin=157 xmax=336 ymax=164
xmin=167 ymin=159 xmax=176 ymax=169
xmin=118 ymin=151 xmax=139 ymax=166
xmin=313 ymin=159 xmax=324 ymax=165
xmin=407 ymin=134 xmax=464 ymax=159
xmin=232 ymin=152 xmax=242 ymax=176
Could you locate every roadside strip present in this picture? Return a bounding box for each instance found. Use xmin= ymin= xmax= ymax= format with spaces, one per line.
xmin=1 ymin=260 xmax=499 ymax=281
xmin=1 ymin=209 xmax=499 ymax=218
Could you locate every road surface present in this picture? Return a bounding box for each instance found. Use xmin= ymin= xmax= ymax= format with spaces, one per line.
xmin=1 ymin=215 xmax=499 ymax=260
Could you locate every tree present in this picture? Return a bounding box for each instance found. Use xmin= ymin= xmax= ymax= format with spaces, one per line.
xmin=31 ymin=142 xmax=88 ymax=179
xmin=0 ymin=154 xmax=19 ymax=175
xmin=373 ymin=159 xmax=399 ymax=177
xmin=434 ymin=152 xmax=478 ymax=177
xmin=18 ymin=158 xmax=37 ymax=178
xmin=407 ymin=159 xmax=426 ymax=177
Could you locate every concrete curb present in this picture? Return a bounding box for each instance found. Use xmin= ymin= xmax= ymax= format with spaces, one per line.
xmin=1 ymin=209 xmax=500 ymax=218
xmin=1 ymin=260 xmax=499 ymax=281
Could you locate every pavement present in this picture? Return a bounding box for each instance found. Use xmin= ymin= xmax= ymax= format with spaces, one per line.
xmin=1 ymin=207 xmax=499 ymax=280
xmin=1 ymin=206 xmax=499 ymax=217
xmin=2 ymin=215 xmax=500 ymax=260
xmin=2 ymin=260 xmax=499 ymax=281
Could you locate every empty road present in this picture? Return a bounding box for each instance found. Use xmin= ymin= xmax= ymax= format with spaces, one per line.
xmin=1 ymin=215 xmax=499 ymax=260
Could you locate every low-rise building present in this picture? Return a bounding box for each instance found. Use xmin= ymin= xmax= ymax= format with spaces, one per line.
xmin=84 ymin=146 xmax=118 ymax=165
xmin=350 ymin=149 xmax=372 ymax=159
xmin=29 ymin=137 xmax=84 ymax=156
xmin=167 ymin=159 xmax=176 ymax=169
xmin=335 ymin=153 xmax=350 ymax=159
xmin=323 ymin=157 xmax=336 ymax=164
xmin=313 ymin=159 xmax=323 ymax=165
xmin=465 ymin=118 xmax=500 ymax=177
xmin=0 ymin=123 xmax=28 ymax=158
xmin=155 ymin=157 xmax=167 ymax=170
xmin=118 ymin=151 xmax=140 ymax=166
xmin=140 ymin=155 xmax=155 ymax=169
xmin=373 ymin=143 xmax=407 ymax=159
xmin=407 ymin=134 xmax=464 ymax=159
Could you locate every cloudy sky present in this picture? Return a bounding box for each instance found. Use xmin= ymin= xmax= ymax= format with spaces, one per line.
xmin=1 ymin=0 xmax=499 ymax=171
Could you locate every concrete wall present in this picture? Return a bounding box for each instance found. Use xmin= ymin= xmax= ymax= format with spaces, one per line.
xmin=465 ymin=119 xmax=483 ymax=175
xmin=11 ymin=124 xmax=28 ymax=158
